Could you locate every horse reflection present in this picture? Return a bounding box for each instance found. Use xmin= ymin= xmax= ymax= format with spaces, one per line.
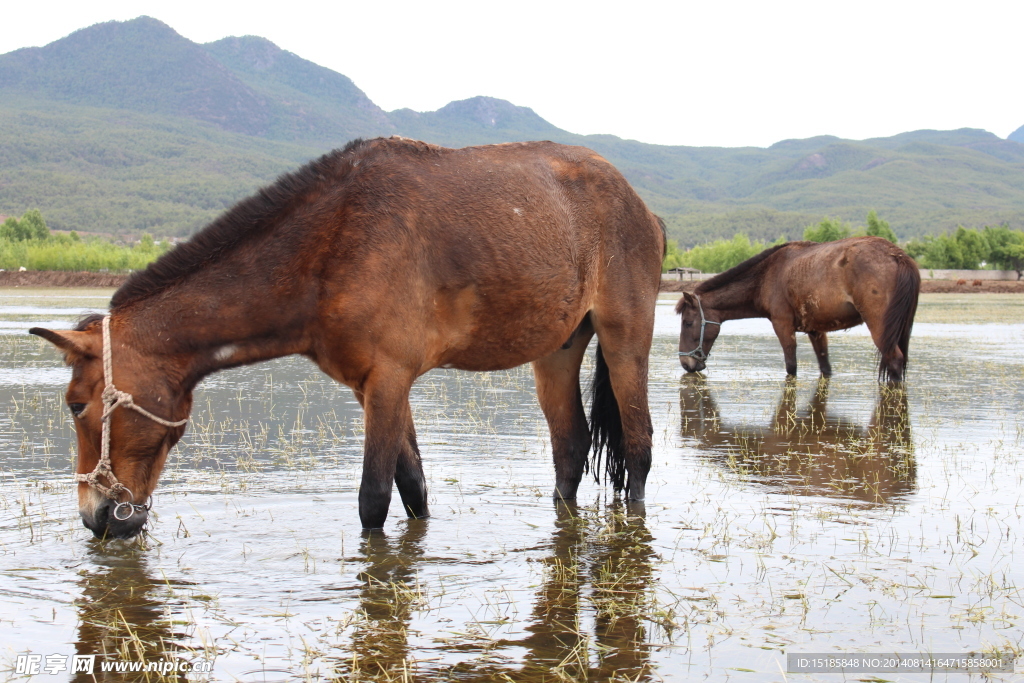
xmin=342 ymin=522 xmax=428 ymax=677
xmin=680 ymin=376 xmax=915 ymax=503
xmin=513 ymin=502 xmax=657 ymax=680
xmin=333 ymin=507 xmax=658 ymax=679
xmin=73 ymin=544 xmax=198 ymax=682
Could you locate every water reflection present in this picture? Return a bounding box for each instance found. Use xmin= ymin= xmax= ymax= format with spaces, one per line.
xmin=343 ymin=522 xmax=428 ymax=677
xmin=330 ymin=505 xmax=659 ymax=681
xmin=72 ymin=543 xmax=200 ymax=682
xmin=515 ymin=502 xmax=656 ymax=680
xmin=680 ymin=376 xmax=916 ymax=503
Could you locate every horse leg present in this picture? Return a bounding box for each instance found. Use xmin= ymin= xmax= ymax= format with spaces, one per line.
xmin=591 ymin=316 xmax=655 ymax=501
xmin=532 ymin=318 xmax=594 ymax=500
xmin=394 ymin=407 xmax=429 ymax=519
xmin=807 ymin=331 xmax=832 ymax=377
xmin=352 ymin=388 xmax=428 ymax=520
xmin=357 ymin=370 xmax=418 ymax=529
xmin=771 ymin=319 xmax=799 ymax=376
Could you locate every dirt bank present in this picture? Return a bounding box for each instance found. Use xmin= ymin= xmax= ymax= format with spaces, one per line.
xmin=0 ymin=271 xmax=128 ymax=287
xmin=660 ymin=278 xmax=1024 ymax=294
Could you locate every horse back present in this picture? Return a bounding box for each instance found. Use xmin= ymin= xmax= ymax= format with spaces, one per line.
xmin=767 ymin=237 xmax=918 ymax=332
xmin=314 ymin=139 xmax=663 ymax=375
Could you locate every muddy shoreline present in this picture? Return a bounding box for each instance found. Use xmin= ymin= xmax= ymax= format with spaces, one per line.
xmin=0 ymin=270 xmax=127 ymax=287
xmin=1 ymin=270 xmax=1021 ymax=293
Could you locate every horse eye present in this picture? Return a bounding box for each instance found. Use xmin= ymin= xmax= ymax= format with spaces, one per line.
xmin=683 ymin=321 xmax=694 ymax=328
xmin=68 ymin=403 xmax=86 ymax=417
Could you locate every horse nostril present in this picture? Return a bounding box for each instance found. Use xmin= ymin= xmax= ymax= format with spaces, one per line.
xmin=81 ymin=499 xmax=112 ymax=538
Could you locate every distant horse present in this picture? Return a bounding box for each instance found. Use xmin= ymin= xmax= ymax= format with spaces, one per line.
xmin=30 ymin=137 xmax=665 ymax=539
xmin=676 ymin=237 xmax=920 ymax=381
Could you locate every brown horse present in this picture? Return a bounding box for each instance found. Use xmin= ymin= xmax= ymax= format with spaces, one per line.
xmin=30 ymin=137 xmax=665 ymax=539
xmin=676 ymin=237 xmax=920 ymax=382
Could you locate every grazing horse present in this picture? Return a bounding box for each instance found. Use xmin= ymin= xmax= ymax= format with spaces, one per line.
xmin=30 ymin=137 xmax=665 ymax=540
xmin=676 ymin=237 xmax=920 ymax=381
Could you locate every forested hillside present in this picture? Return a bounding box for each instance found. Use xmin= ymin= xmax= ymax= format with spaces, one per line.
xmin=2 ymin=16 xmax=1024 ymax=245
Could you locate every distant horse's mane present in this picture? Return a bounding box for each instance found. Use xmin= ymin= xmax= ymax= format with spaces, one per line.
xmin=695 ymin=242 xmax=796 ymax=296
xmin=110 ymin=138 xmax=376 ymax=310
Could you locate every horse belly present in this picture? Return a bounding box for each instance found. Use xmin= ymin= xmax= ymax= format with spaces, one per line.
xmin=794 ymin=293 xmax=861 ymax=333
xmin=444 ymin=306 xmax=584 ymax=371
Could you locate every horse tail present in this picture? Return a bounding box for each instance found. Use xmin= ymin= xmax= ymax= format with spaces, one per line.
xmin=589 ymin=343 xmax=626 ymax=492
xmin=879 ymin=252 xmax=921 ymax=382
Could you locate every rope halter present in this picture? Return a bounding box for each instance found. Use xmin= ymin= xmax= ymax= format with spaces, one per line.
xmin=74 ymin=315 xmax=188 ymax=521
xmin=678 ymin=295 xmax=721 ymax=362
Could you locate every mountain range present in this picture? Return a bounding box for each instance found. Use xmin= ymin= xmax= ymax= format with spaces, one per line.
xmin=2 ymin=16 xmax=1024 ymax=245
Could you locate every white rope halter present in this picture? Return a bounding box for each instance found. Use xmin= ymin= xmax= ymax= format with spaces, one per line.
xmin=75 ymin=315 xmax=188 ymax=520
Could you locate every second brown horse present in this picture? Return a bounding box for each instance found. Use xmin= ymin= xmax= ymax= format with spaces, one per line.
xmin=677 ymin=237 xmax=920 ymax=382
xmin=30 ymin=137 xmax=665 ymax=539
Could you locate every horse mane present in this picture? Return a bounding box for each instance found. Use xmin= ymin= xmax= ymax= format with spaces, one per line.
xmin=76 ymin=313 xmax=105 ymax=331
xmin=110 ymin=138 xmax=373 ymax=310
xmin=695 ymin=242 xmax=795 ymax=295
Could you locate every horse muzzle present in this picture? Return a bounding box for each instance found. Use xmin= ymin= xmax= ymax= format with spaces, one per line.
xmin=679 ymin=356 xmax=706 ymax=373
xmin=81 ymin=498 xmax=149 ymax=539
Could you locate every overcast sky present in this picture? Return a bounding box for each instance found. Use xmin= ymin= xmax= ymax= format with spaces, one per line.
xmin=3 ymin=0 xmax=1021 ymax=148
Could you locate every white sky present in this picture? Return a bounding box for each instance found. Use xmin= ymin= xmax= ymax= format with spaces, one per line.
xmin=2 ymin=0 xmax=1021 ymax=148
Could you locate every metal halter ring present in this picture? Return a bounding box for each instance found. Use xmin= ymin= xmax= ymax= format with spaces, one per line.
xmin=111 ymin=488 xmax=150 ymax=521
xmin=678 ymin=294 xmax=721 ymax=362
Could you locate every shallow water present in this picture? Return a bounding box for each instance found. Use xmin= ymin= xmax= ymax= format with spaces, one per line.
xmin=1 ymin=289 xmax=1022 ymax=681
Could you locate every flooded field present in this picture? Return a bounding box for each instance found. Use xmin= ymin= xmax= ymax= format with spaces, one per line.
xmin=1 ymin=289 xmax=1023 ymax=681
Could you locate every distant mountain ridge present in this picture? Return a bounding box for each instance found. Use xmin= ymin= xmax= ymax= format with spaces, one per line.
xmin=0 ymin=17 xmax=273 ymax=135
xmin=2 ymin=16 xmax=1024 ymax=243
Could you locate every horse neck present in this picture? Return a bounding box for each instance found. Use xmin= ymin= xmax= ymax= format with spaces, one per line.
xmin=117 ymin=262 xmax=314 ymax=389
xmin=699 ymin=278 xmax=764 ymax=321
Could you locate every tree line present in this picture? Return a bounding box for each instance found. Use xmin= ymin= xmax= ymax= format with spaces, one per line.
xmin=664 ymin=211 xmax=1024 ymax=278
xmin=0 ymin=209 xmax=169 ymax=272
xmin=4 ymin=208 xmax=1023 ymax=278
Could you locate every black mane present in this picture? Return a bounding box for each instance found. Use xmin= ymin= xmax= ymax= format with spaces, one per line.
xmin=695 ymin=243 xmax=794 ymax=295
xmin=110 ymin=138 xmax=371 ymax=310
xmin=76 ymin=313 xmax=105 ymax=332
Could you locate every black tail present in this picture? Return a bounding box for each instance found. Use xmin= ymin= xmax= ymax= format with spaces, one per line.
xmin=879 ymin=253 xmax=921 ymax=383
xmin=589 ymin=343 xmax=626 ymax=491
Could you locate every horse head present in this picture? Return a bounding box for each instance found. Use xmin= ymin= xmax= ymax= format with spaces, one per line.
xmin=675 ymin=292 xmax=722 ymax=373
xmin=30 ymin=316 xmax=191 ymax=539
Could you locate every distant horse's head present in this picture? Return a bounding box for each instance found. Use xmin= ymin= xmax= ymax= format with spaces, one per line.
xmin=30 ymin=316 xmax=191 ymax=539
xmin=675 ymin=292 xmax=721 ymax=373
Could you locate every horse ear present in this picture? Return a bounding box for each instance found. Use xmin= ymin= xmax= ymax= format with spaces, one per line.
xmin=675 ymin=292 xmax=695 ymax=314
xmin=29 ymin=328 xmax=97 ymax=361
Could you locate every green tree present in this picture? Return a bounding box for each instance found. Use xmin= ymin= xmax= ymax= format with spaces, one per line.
xmin=952 ymin=226 xmax=989 ymax=269
xmin=19 ymin=209 xmax=49 ymax=240
xmin=0 ymin=216 xmax=23 ymax=241
xmin=678 ymin=234 xmax=777 ymax=273
xmin=662 ymin=239 xmax=685 ymax=272
xmin=803 ymin=217 xmax=850 ymax=243
xmin=984 ymin=225 xmax=1024 ymax=279
xmin=865 ymin=210 xmax=897 ymax=243
xmin=905 ymin=226 xmax=992 ymax=269
xmin=137 ymin=234 xmax=156 ymax=252
xmin=990 ymin=243 xmax=1024 ymax=279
